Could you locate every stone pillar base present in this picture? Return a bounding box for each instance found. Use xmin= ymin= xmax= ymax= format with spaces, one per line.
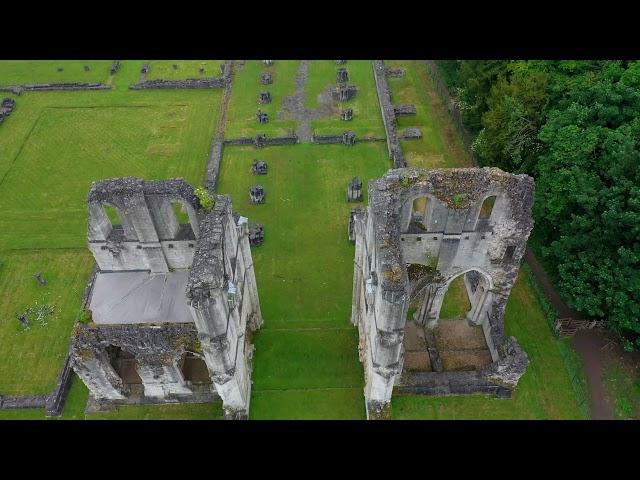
xmin=224 ymin=407 xmax=248 ymax=420
xmin=366 ymin=400 xmax=391 ymax=420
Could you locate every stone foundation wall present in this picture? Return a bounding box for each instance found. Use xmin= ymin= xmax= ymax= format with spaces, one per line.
xmin=45 ymin=353 xmax=74 ymax=416
xmin=0 ymin=82 xmax=109 ymax=93
xmin=311 ymin=134 xmax=344 ymax=144
xmin=394 ymin=104 xmax=417 ymax=116
xmin=311 ymin=134 xmax=386 ymax=144
xmin=204 ymin=62 xmax=235 ymax=192
xmin=0 ymin=395 xmax=48 ymax=409
xmin=372 ymin=60 xmax=406 ymax=168
xmin=130 ymin=77 xmax=225 ymax=90
xmin=224 ymin=135 xmax=298 ymax=147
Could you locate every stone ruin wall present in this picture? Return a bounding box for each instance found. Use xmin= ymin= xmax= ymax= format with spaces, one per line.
xmin=351 ymin=167 xmax=534 ymax=418
xmin=130 ymin=77 xmax=226 ymax=90
xmin=87 ymin=178 xmax=202 ymax=274
xmin=372 ymin=60 xmax=406 ymax=168
xmin=72 ymin=178 xmax=262 ymax=419
xmin=223 ymin=133 xmax=298 ymax=147
xmin=184 ymin=195 xmax=263 ymax=418
xmin=0 ymin=83 xmax=110 ymax=94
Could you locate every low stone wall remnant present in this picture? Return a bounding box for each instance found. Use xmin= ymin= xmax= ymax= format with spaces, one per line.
xmin=372 ymin=60 xmax=406 ymax=167
xmin=130 ymin=77 xmax=225 ymax=90
xmin=0 ymin=97 xmax=16 ymax=124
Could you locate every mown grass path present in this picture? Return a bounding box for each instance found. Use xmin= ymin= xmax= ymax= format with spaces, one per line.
xmin=216 ymin=142 xmax=390 ymax=419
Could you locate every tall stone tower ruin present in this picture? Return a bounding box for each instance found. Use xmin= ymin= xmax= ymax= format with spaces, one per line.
xmin=71 ymin=178 xmax=262 ymax=419
xmin=350 ymin=167 xmax=534 ymax=419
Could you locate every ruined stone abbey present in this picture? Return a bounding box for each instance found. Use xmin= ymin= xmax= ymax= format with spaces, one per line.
xmin=70 ymin=166 xmax=533 ymax=419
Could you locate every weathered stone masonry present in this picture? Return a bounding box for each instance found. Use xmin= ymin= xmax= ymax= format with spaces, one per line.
xmin=129 ymin=77 xmax=225 ymax=90
xmin=71 ymin=178 xmax=262 ymax=419
xmin=372 ymin=60 xmax=406 ymax=168
xmin=351 ymin=167 xmax=534 ymax=418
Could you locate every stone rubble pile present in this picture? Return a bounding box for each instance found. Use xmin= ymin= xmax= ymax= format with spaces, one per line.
xmin=0 ymin=97 xmax=16 ymax=124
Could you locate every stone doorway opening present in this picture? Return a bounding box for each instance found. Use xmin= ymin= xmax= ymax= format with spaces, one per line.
xmin=403 ymin=269 xmax=493 ymax=373
xmin=178 ymin=352 xmax=211 ymax=385
xmin=105 ymin=345 xmax=142 ymax=391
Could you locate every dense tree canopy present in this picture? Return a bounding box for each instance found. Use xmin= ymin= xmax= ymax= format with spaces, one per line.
xmin=441 ymin=60 xmax=640 ymax=350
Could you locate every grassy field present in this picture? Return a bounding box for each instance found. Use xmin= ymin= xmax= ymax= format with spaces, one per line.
xmin=604 ymin=360 xmax=640 ymax=419
xmin=217 ymin=143 xmax=388 ymax=328
xmin=0 ymin=60 xmax=113 ymax=86
xmin=386 ymin=60 xmax=471 ymax=169
xmin=145 ymin=60 xmax=224 ymax=81
xmin=440 ymin=276 xmax=470 ymax=320
xmin=0 ymin=60 xmax=223 ymax=419
xmin=225 ymin=60 xmax=298 ymax=138
xmin=217 ymin=143 xmax=389 ymax=419
xmin=0 ymin=63 xmax=222 ymax=251
xmin=305 ymin=60 xmax=386 ymax=137
xmin=0 ymin=250 xmax=93 ymax=395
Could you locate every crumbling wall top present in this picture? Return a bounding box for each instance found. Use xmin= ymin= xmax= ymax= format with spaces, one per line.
xmin=368 ymin=167 xmax=534 ymax=294
xmin=87 ymin=177 xmax=201 ymax=210
xmin=185 ymin=195 xmax=232 ymax=300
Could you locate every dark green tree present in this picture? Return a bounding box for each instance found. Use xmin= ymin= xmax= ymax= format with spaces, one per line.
xmin=457 ymin=60 xmax=509 ymax=132
xmin=534 ymin=60 xmax=640 ymax=349
xmin=474 ymin=62 xmax=549 ymax=172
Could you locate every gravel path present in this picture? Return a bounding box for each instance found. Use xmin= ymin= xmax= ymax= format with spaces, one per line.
xmin=280 ymin=60 xmax=337 ymax=142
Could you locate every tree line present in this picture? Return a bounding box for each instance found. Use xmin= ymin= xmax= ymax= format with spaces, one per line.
xmin=437 ymin=60 xmax=640 ymax=351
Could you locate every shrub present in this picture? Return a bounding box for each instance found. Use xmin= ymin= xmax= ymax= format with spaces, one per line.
xmin=195 ymin=187 xmax=215 ymax=213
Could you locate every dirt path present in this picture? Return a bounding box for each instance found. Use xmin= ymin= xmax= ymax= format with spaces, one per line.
xmin=524 ymin=248 xmax=581 ymax=319
xmin=524 ymin=249 xmax=615 ymax=419
xmin=573 ymin=330 xmax=615 ymax=419
xmin=279 ymin=60 xmax=337 ymax=142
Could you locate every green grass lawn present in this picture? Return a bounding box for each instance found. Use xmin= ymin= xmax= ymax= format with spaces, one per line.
xmin=604 ymin=363 xmax=640 ymax=419
xmin=145 ymin=60 xmax=224 ymax=81
xmin=0 ymin=250 xmax=93 ymax=395
xmin=217 ymin=143 xmax=389 ymax=329
xmin=252 ymin=329 xmax=362 ymax=390
xmin=250 ymin=387 xmax=365 ymax=420
xmin=439 ymin=275 xmax=470 ymax=320
xmin=217 ymin=142 xmax=390 ymax=418
xmin=0 ymin=74 xmax=222 ymax=251
xmin=305 ymin=60 xmax=386 ymax=137
xmin=225 ymin=60 xmax=298 ymax=138
xmin=0 ymin=61 xmax=113 ymax=86
xmin=386 ymin=60 xmax=471 ymax=169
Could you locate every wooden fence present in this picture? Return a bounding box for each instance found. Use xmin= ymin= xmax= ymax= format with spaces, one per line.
xmin=555 ymin=318 xmax=608 ymax=337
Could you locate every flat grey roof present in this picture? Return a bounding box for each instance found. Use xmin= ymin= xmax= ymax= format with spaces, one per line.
xmin=89 ymin=271 xmax=194 ymax=325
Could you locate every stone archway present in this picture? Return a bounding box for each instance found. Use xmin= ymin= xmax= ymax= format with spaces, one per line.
xmin=403 ymin=267 xmax=495 ymax=373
